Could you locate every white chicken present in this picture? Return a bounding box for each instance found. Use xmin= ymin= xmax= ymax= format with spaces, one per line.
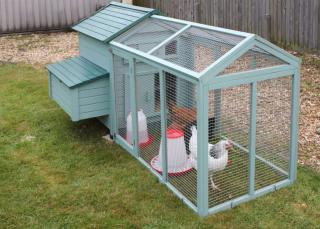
xmin=189 ymin=125 xmax=232 ymax=190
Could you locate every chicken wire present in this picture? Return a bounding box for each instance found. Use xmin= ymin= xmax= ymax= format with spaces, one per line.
xmin=137 ymin=67 xmax=162 ymax=170
xmin=114 ymin=18 xmax=185 ymax=53
xmin=113 ymin=55 xmax=132 ymax=143
xmin=255 ymin=76 xmax=291 ymax=189
xmin=219 ymin=46 xmax=288 ymax=76
xmin=207 ymin=84 xmax=250 ymax=207
xmin=165 ymin=73 xmax=198 ymax=206
xmin=151 ymin=26 xmax=245 ymax=73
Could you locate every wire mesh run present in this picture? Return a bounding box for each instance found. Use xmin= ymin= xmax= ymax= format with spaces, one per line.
xmin=255 ymin=76 xmax=292 ymax=189
xmin=151 ymin=26 xmax=245 ymax=72
xmin=218 ymin=46 xmax=288 ymax=76
xmin=207 ymin=84 xmax=250 ymax=207
xmin=164 ymin=73 xmax=198 ymax=205
xmin=114 ymin=55 xmax=132 ymax=143
xmin=114 ymin=18 xmax=185 ymax=53
xmin=136 ymin=65 xmax=161 ymax=170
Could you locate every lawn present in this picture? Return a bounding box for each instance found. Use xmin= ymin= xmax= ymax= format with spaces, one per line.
xmin=0 ymin=63 xmax=319 ymax=228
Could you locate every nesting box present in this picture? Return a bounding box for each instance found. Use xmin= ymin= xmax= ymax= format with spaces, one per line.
xmin=47 ymin=2 xmax=300 ymax=217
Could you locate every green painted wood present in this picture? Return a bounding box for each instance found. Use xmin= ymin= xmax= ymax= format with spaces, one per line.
xmin=47 ymin=56 xmax=109 ymax=88
xmin=79 ymin=95 xmax=109 ymax=105
xmin=249 ymin=82 xmax=257 ymax=195
xmin=197 ymin=83 xmax=208 ymax=217
xmin=159 ymin=70 xmax=168 ymax=182
xmin=49 ymin=70 xmax=110 ymax=122
xmin=129 ymin=58 xmax=139 ymax=157
xmin=79 ymin=109 xmax=110 ymax=120
xmin=200 ymin=34 xmax=256 ymax=82
xmin=152 ymin=15 xmax=252 ymax=37
xmin=289 ymin=70 xmax=300 ymax=182
xmin=206 ymin=65 xmax=296 ymax=89
xmin=73 ymin=2 xmax=157 ymax=43
xmin=110 ymin=53 xmax=118 ymax=136
xmin=111 ymin=43 xmax=199 ymax=83
xmin=71 ymin=88 xmax=80 ymax=121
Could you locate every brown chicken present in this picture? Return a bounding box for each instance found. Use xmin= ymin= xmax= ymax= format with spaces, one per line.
xmin=168 ymin=100 xmax=197 ymax=130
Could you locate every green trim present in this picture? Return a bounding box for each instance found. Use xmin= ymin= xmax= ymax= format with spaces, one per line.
xmin=147 ymin=24 xmax=191 ymax=54
xmin=255 ymin=36 xmax=300 ymax=65
xmin=197 ymin=83 xmax=208 ymax=217
xmin=200 ymin=35 xmax=256 ymax=82
xmin=129 ymin=58 xmax=139 ymax=157
xmin=111 ymin=46 xmax=199 ymax=84
xmin=289 ymin=70 xmax=300 ymax=182
xmin=151 ymin=15 xmax=252 ymax=37
xmin=207 ymin=65 xmax=296 ymax=90
xmin=159 ymin=70 xmax=168 ymax=182
xmin=110 ymin=54 xmax=117 ymax=135
xmin=208 ymin=179 xmax=291 ymax=215
xmin=111 ymin=43 xmax=200 ymax=82
xmin=249 ymin=82 xmax=257 ymax=195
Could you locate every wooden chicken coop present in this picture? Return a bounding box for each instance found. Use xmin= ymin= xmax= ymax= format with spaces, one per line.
xmin=47 ymin=2 xmax=300 ymax=216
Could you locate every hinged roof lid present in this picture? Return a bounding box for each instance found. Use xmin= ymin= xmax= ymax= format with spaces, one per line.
xmin=72 ymin=2 xmax=157 ymax=42
xmin=47 ymin=56 xmax=109 ymax=88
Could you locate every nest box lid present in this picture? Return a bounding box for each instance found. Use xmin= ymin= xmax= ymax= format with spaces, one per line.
xmin=46 ymin=56 xmax=109 ymax=88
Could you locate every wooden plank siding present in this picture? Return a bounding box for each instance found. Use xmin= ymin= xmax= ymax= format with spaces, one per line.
xmin=0 ymin=0 xmax=122 ymax=34
xmin=134 ymin=0 xmax=320 ymax=51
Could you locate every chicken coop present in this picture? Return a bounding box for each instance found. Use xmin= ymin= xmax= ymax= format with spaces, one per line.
xmin=47 ymin=2 xmax=300 ymax=216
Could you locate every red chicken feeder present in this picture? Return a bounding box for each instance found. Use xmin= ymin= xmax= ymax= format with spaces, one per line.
xmin=151 ymin=129 xmax=192 ymax=176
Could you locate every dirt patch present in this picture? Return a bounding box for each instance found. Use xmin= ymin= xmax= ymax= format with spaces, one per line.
xmin=297 ymin=53 xmax=320 ymax=172
xmin=0 ymin=32 xmax=319 ymax=172
xmin=0 ymin=32 xmax=79 ymax=66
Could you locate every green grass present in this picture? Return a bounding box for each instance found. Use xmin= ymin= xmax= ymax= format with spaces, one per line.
xmin=0 ymin=63 xmax=320 ymax=228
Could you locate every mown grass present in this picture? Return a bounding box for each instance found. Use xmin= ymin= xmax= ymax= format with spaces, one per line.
xmin=0 ymin=63 xmax=319 ymax=228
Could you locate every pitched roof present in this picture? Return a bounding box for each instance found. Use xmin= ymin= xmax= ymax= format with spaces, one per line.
xmin=47 ymin=56 xmax=109 ymax=88
xmin=72 ymin=2 xmax=157 ymax=42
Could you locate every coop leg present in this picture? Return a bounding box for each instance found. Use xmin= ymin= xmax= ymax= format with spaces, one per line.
xmin=210 ymin=175 xmax=220 ymax=191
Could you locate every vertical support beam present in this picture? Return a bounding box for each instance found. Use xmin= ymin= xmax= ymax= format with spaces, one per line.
xmin=159 ymin=70 xmax=168 ymax=182
xmin=197 ymin=82 xmax=208 ymax=217
xmin=249 ymin=82 xmax=257 ymax=195
xmin=213 ymin=89 xmax=221 ymax=136
xmin=110 ymin=54 xmax=117 ymax=136
xmin=289 ymin=69 xmax=300 ymax=182
xmin=213 ymin=45 xmax=222 ymax=136
xmin=129 ymin=58 xmax=139 ymax=157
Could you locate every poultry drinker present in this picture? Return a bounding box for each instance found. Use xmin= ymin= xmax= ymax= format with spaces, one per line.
xmin=126 ymin=109 xmax=153 ymax=147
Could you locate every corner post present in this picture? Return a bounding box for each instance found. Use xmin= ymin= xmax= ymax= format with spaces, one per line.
xmin=249 ymin=82 xmax=257 ymax=195
xmin=110 ymin=54 xmax=117 ymax=136
xmin=129 ymin=58 xmax=139 ymax=157
xmin=197 ymin=82 xmax=208 ymax=217
xmin=159 ymin=70 xmax=168 ymax=182
xmin=289 ymin=69 xmax=300 ymax=182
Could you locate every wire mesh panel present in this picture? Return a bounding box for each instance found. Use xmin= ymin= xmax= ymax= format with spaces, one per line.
xmin=113 ymin=55 xmax=133 ymax=145
xmin=114 ymin=18 xmax=185 ymax=53
xmin=255 ymin=76 xmax=292 ymax=190
xmin=163 ymin=73 xmax=198 ymax=206
xmin=207 ymin=85 xmax=250 ymax=207
xmin=134 ymin=62 xmax=162 ymax=169
xmin=218 ymin=46 xmax=288 ymax=76
xmin=151 ymin=26 xmax=245 ymax=73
